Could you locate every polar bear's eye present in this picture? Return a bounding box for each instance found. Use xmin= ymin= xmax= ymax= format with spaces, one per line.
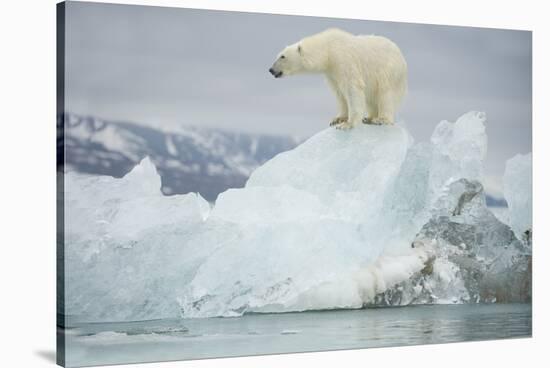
xmin=280 ymin=55 xmax=285 ymax=59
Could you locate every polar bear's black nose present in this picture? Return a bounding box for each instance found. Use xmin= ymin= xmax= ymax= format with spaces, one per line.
xmin=269 ymin=68 xmax=283 ymax=78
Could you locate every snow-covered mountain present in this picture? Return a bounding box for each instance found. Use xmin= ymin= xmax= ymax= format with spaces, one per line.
xmin=58 ymin=114 xmax=302 ymax=201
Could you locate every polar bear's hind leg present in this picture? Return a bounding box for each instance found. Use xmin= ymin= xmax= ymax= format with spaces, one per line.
xmin=362 ymin=99 xmax=378 ymax=125
xmin=374 ymin=92 xmax=396 ymax=125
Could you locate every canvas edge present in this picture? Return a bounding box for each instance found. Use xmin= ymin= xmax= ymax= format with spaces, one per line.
xmin=56 ymin=1 xmax=67 ymax=367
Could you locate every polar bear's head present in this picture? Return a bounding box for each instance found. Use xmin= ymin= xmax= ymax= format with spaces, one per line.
xmin=269 ymin=43 xmax=306 ymax=78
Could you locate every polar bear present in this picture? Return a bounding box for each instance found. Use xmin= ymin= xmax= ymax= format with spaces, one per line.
xmin=269 ymin=28 xmax=408 ymax=129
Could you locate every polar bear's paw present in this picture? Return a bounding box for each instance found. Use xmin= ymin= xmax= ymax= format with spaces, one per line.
xmin=330 ymin=116 xmax=347 ymax=127
xmin=362 ymin=117 xmax=383 ymax=125
xmin=335 ymin=121 xmax=354 ymax=130
xmin=365 ymin=117 xmax=394 ymax=125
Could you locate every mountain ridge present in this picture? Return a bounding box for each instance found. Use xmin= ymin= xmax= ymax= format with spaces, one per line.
xmin=57 ymin=113 xmax=506 ymax=206
xmin=58 ymin=113 xmax=301 ymax=201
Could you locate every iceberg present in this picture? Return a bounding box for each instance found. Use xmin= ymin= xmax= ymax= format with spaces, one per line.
xmin=373 ymin=178 xmax=531 ymax=306
xmin=63 ymin=111 xmax=531 ymax=322
xmin=64 ymin=157 xmax=212 ymax=321
xmin=503 ymin=153 xmax=533 ymax=240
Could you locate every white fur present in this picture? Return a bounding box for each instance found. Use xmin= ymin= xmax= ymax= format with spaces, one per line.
xmin=270 ymin=28 xmax=408 ymax=129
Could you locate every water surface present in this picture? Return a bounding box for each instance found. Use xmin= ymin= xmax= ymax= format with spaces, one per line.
xmin=62 ymin=303 xmax=532 ymax=367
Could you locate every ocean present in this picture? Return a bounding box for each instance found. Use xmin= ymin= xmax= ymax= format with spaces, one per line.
xmin=61 ymin=303 xmax=531 ymax=367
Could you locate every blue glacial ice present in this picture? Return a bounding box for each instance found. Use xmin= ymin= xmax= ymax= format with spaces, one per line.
xmin=503 ymin=153 xmax=532 ymax=240
xmin=63 ymin=112 xmax=532 ymax=322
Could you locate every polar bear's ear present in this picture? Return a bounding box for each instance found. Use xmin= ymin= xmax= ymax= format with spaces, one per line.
xmin=297 ymin=45 xmax=303 ymax=55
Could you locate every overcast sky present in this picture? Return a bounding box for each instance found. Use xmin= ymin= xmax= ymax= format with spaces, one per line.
xmin=64 ymin=1 xmax=532 ymax=191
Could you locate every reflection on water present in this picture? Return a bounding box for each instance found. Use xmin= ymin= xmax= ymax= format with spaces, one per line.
xmin=61 ymin=303 xmax=531 ymax=367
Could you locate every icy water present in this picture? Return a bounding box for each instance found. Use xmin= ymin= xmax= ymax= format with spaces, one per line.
xmin=61 ymin=304 xmax=531 ymax=367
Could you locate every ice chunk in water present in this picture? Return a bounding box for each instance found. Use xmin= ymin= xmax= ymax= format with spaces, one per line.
xmin=503 ymin=153 xmax=532 ymax=239
xmin=179 ymin=124 xmax=414 ymax=317
xmin=428 ymin=111 xmax=487 ymax=201
xmin=64 ymin=157 xmax=212 ymax=321
xmin=63 ymin=112 xmax=530 ymax=321
xmin=375 ymin=178 xmax=531 ymax=306
xmin=177 ymin=112 xmax=494 ymax=317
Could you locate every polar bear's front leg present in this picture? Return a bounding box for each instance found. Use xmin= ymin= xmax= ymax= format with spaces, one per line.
xmin=329 ymin=85 xmax=348 ymax=127
xmin=337 ymin=86 xmax=367 ymax=130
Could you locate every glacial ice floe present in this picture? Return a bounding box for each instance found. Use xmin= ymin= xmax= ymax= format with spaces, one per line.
xmin=503 ymin=153 xmax=533 ymax=240
xmin=63 ymin=112 xmax=532 ymax=321
xmin=373 ymin=178 xmax=531 ymax=306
